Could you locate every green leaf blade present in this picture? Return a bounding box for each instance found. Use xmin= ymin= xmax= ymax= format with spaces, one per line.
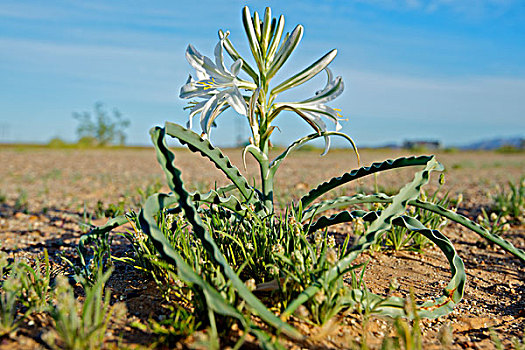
xmin=161 ymin=122 xmax=257 ymax=204
xmin=300 ymin=155 xmax=434 ymax=209
xmin=284 ymin=156 xmax=443 ymax=318
xmin=149 ymin=126 xmax=302 ymax=339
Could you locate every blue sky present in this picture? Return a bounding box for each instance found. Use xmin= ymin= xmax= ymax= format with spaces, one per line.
xmin=1 ymin=0 xmax=524 ymax=147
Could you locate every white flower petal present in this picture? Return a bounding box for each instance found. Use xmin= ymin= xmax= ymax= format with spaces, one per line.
xmin=301 ymin=110 xmax=327 ymax=132
xmin=301 ymin=110 xmax=333 ymax=155
xmin=214 ymin=34 xmax=228 ymax=74
xmin=230 ymin=59 xmax=243 ymax=77
xmin=302 ymin=69 xmax=344 ymax=104
xmin=181 ymin=35 xmax=255 ymax=137
xmin=195 ymin=69 xmax=209 ymax=81
xmin=200 ymin=93 xmax=222 ymax=133
xmin=185 ymin=45 xmax=209 ymax=80
xmin=187 ymin=100 xmax=208 ymax=129
xmin=225 ymin=87 xmax=248 ymax=116
xmin=202 ymin=55 xmax=224 ymax=78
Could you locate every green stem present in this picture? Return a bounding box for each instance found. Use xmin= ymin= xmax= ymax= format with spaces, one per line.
xmin=254 ymin=72 xmax=274 ymax=213
xmin=259 ymin=138 xmax=274 ymax=212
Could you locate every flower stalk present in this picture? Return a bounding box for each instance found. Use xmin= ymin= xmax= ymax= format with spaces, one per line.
xmin=180 ymin=6 xmax=357 ymax=212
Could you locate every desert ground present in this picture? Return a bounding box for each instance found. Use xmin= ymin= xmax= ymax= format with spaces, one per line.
xmin=0 ymin=146 xmax=523 ymax=349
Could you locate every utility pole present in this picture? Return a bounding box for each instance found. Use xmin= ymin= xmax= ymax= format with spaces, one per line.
xmin=0 ymin=123 xmax=10 ymax=142
xmin=234 ymin=116 xmax=244 ymax=148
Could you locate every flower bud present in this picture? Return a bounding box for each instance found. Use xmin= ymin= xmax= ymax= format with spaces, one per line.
xmin=389 ymin=277 xmax=400 ymax=291
xmin=245 ymin=278 xmax=256 ymax=291
xmin=295 ymin=305 xmax=309 ymax=318
xmin=326 ymin=248 xmax=337 ymax=265
xmin=272 ymin=244 xmax=284 ymax=255
xmin=327 ymin=235 xmax=336 ymax=248
xmin=314 ymin=290 xmax=326 ymax=304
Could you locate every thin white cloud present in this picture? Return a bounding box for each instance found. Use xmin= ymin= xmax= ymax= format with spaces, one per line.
xmin=425 ymin=0 xmax=514 ymax=18
xmin=0 ymin=37 xmax=186 ymax=105
xmin=352 ymin=0 xmax=517 ymax=17
xmin=0 ymin=3 xmax=70 ymax=20
xmin=342 ymin=68 xmax=525 ymax=125
xmin=1 ymin=0 xmax=523 ymax=146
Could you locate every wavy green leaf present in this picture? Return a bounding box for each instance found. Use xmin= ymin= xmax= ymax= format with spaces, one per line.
xmin=410 ymin=199 xmax=525 ymax=262
xmin=301 ymin=193 xmax=392 ymax=222
xmin=162 ymin=122 xmax=257 ymax=204
xmin=305 ymin=209 xmax=373 ymax=233
xmin=191 ymin=189 xmax=247 ymax=216
xmin=138 ymin=193 xmax=248 ymax=324
xmin=212 ymin=183 xmax=238 ymax=196
xmin=283 ymin=156 xmax=443 ymax=318
xmin=304 ymin=195 xmax=525 ymax=262
xmin=269 ymin=132 xmax=358 ymax=180
xmin=300 ymin=155 xmax=434 ymax=208
xmin=150 ymin=126 xmax=302 ymax=339
xmin=307 ymin=212 xmax=465 ymax=318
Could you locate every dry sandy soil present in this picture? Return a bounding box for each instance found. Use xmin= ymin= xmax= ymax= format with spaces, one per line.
xmin=0 ymin=146 xmax=523 ymax=349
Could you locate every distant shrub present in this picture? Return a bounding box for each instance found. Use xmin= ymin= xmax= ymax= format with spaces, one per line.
xmin=297 ymin=144 xmax=322 ymax=152
xmin=73 ymin=102 xmax=130 ymax=146
xmin=407 ymin=145 xmax=428 ymax=153
xmin=76 ymin=136 xmax=98 ymax=148
xmin=47 ymin=137 xmax=68 ymax=148
xmin=496 ymin=145 xmax=523 ymax=153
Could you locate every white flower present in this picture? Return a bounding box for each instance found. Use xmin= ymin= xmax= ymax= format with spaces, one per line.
xmin=180 ymin=31 xmax=256 ymax=137
xmin=270 ymin=68 xmax=345 ymax=154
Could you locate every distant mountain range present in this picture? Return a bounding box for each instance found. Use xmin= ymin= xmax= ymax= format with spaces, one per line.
xmin=459 ymin=136 xmax=524 ymax=150
xmin=362 ymin=136 xmax=524 ymax=150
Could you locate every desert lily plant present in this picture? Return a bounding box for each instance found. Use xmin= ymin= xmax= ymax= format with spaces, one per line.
xmin=82 ymin=6 xmax=525 ymax=345
xmin=179 ymin=6 xmax=355 ymax=212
